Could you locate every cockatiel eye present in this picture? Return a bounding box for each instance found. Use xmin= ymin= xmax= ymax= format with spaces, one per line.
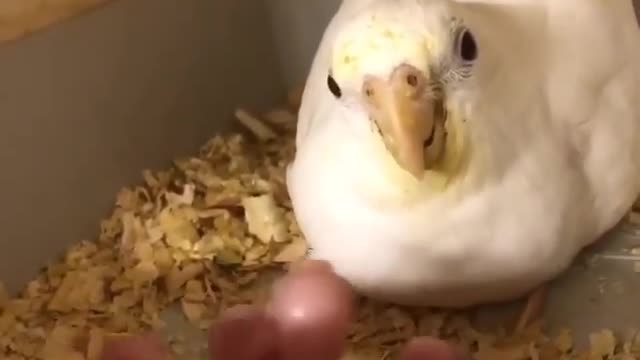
xmin=327 ymin=74 xmax=342 ymax=98
xmin=441 ymin=25 xmax=477 ymax=84
xmin=456 ymin=27 xmax=477 ymax=63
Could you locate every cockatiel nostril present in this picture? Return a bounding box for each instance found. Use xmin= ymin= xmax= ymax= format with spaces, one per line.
xmin=423 ymin=125 xmax=436 ymax=147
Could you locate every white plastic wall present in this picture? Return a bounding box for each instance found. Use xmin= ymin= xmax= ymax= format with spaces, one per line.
xmin=0 ymin=0 xmax=341 ymax=293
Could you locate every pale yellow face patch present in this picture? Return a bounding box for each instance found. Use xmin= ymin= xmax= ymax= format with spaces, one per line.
xmin=329 ymin=16 xmax=473 ymax=204
xmin=331 ymin=17 xmax=436 ymax=89
xmin=366 ymin=100 xmax=470 ymax=197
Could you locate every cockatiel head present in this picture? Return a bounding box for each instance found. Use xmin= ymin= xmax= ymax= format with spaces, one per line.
xmin=325 ymin=0 xmax=485 ymax=189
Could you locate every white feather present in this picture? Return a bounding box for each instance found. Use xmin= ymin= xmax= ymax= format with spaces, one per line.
xmin=287 ymin=0 xmax=640 ymax=307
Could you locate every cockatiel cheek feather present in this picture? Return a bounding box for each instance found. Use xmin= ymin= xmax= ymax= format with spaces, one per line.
xmin=325 ymin=4 xmax=478 ymax=194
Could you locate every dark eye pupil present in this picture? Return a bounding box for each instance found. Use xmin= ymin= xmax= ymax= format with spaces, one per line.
xmin=459 ymin=29 xmax=477 ymax=62
xmin=327 ymin=75 xmax=342 ymax=98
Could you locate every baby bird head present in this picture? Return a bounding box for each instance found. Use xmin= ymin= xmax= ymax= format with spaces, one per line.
xmin=327 ymin=0 xmax=479 ymax=186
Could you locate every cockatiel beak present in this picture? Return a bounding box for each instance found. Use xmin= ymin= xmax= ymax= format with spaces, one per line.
xmin=363 ymin=64 xmax=444 ymax=179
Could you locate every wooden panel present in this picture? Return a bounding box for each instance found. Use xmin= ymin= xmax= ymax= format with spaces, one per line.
xmin=0 ymin=0 xmax=110 ymax=43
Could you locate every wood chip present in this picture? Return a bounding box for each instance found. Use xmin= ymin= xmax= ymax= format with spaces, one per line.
xmin=589 ymin=329 xmax=617 ymax=358
xmin=242 ymin=194 xmax=288 ymax=244
xmin=234 ymin=109 xmax=277 ymax=141
xmin=274 ymin=238 xmax=308 ymax=263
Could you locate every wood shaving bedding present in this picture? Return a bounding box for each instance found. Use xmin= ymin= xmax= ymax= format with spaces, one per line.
xmin=1 ymin=89 xmax=640 ymax=360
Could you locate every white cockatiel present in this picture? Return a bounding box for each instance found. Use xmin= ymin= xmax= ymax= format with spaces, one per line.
xmin=286 ymin=0 xmax=640 ymax=330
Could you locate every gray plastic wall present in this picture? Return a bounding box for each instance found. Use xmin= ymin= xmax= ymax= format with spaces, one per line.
xmin=0 ymin=0 xmax=340 ymax=292
xmin=3 ymin=0 xmax=640 ymax=345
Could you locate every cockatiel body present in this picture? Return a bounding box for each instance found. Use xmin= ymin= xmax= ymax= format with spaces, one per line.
xmin=286 ymin=0 xmax=640 ymax=328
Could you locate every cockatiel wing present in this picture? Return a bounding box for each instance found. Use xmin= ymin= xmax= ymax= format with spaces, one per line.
xmin=437 ymin=0 xmax=640 ymax=234
xmin=541 ymin=0 xmax=640 ymax=234
xmin=460 ymin=0 xmax=640 ymax=232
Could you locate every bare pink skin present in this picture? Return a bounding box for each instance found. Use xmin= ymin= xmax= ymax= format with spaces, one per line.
xmin=101 ymin=260 xmax=466 ymax=360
